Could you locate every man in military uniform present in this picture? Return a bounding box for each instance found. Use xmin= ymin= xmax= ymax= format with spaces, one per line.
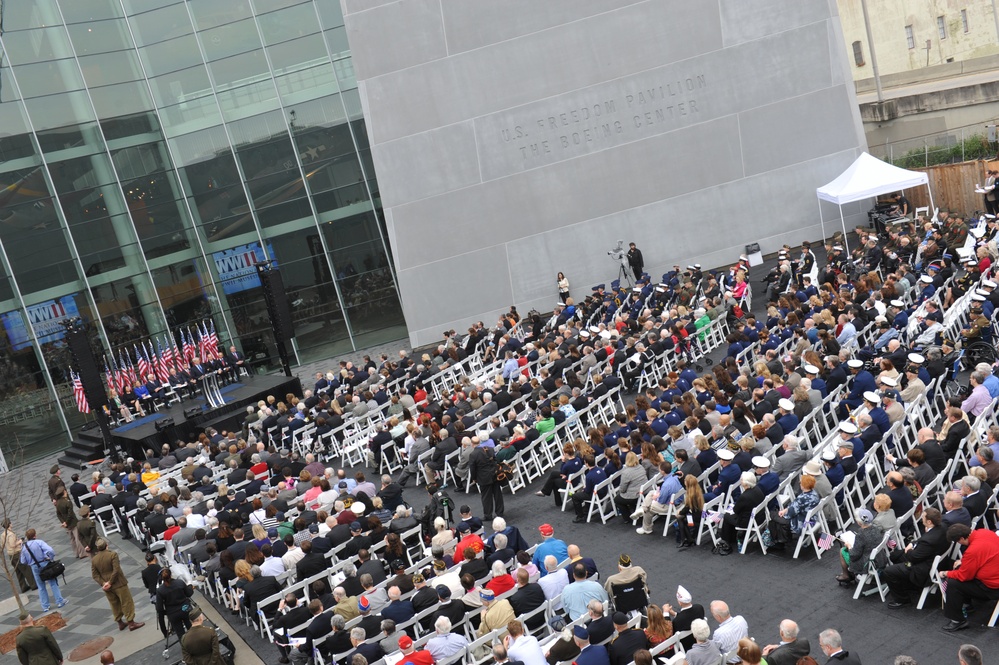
xmin=181 ymin=608 xmax=225 ymax=665
xmin=55 ymin=487 xmax=85 ymax=559
xmin=76 ymin=506 xmax=98 ymax=556
xmin=15 ymin=613 xmax=62 ymax=665
xmin=91 ymin=538 xmax=144 ymax=631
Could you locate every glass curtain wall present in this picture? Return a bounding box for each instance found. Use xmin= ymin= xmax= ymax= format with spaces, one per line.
xmin=0 ymin=0 xmax=406 ymax=462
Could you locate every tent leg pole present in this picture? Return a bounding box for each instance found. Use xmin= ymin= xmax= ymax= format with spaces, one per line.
xmin=927 ymin=184 xmax=935 ymax=220
xmin=817 ymin=198 xmax=826 ymax=244
xmin=840 ymin=206 xmax=849 ymax=254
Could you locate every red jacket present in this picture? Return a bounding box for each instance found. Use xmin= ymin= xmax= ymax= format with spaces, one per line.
xmin=949 ymin=530 xmax=999 ymax=588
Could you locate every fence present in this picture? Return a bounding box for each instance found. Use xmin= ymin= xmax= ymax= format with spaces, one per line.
xmin=869 ymin=125 xmax=996 ymax=169
xmin=901 ymin=159 xmax=999 ymax=216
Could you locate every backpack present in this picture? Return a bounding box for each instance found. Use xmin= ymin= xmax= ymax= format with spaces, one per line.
xmin=495 ymin=460 xmax=514 ymax=486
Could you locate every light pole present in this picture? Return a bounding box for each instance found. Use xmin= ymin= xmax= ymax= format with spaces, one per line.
xmin=859 ymin=0 xmax=883 ymax=103
xmin=993 ymin=0 xmax=999 ymax=47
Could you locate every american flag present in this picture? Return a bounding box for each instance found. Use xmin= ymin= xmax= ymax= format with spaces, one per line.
xmin=72 ymin=370 xmax=90 ymax=414
xmin=119 ymin=349 xmax=136 ymax=389
xmin=135 ymin=345 xmax=151 ymax=381
xmin=104 ymin=357 xmax=117 ymax=395
xmin=197 ymin=322 xmax=210 ymax=361
xmin=817 ymin=533 xmax=836 ymax=551
xmin=181 ymin=328 xmax=197 ymax=364
xmin=161 ymin=336 xmax=175 ymax=375
xmin=208 ymin=321 xmax=221 ymax=360
xmin=154 ymin=338 xmax=170 ymax=382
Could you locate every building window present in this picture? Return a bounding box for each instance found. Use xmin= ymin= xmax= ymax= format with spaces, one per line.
xmin=962 ymin=9 xmax=969 ymax=32
xmin=938 ymin=15 xmax=947 ymax=39
xmin=906 ymin=25 xmax=915 ymax=49
xmin=852 ymin=41 xmax=865 ymax=66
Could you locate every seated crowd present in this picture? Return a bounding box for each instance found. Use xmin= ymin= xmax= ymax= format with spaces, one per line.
xmin=66 ymin=206 xmax=999 ymax=664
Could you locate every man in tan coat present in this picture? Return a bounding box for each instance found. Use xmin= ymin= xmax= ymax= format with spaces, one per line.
xmin=477 ymin=588 xmax=515 ymax=637
xmin=91 ymin=538 xmax=144 ymax=631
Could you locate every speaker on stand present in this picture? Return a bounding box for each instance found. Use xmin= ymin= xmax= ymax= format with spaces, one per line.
xmin=62 ymin=317 xmax=120 ymax=462
xmin=256 ymin=262 xmax=296 ymax=377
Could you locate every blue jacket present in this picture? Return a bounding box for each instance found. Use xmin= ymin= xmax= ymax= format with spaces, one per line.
xmin=867 ymin=407 xmax=891 ymax=439
xmin=575 ymin=644 xmax=611 ymax=665
xmin=845 ymin=370 xmax=876 ymax=403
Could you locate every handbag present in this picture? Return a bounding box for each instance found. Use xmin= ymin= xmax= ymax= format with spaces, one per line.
xmin=24 ymin=541 xmax=65 ymax=582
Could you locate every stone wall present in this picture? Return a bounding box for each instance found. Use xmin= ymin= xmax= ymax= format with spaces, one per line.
xmin=344 ymin=0 xmax=868 ymax=346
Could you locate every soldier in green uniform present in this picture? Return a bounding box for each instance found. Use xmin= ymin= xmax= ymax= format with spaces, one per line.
xmin=54 ymin=488 xmax=85 ymax=559
xmin=15 ymin=613 xmax=62 ymax=665
xmin=181 ymin=608 xmax=225 ymax=665
xmin=76 ymin=506 xmax=97 ymax=556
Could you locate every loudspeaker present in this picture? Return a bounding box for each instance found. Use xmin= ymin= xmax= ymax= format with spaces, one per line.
xmin=154 ymin=418 xmax=175 ymax=431
xmin=258 ymin=266 xmax=295 ymax=342
xmin=184 ymin=406 xmax=201 ymax=419
xmin=64 ymin=324 xmax=108 ymax=412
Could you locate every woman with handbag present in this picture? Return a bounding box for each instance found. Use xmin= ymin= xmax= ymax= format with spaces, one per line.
xmin=19 ymin=529 xmax=67 ymax=612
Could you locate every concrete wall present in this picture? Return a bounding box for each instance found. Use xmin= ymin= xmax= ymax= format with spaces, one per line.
xmin=838 ymin=0 xmax=999 ymax=81
xmin=344 ymin=0 xmax=868 ymax=347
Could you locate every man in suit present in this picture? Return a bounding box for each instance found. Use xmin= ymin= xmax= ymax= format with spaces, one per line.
xmin=571 ymin=625 xmax=610 ymax=665
xmin=348 ymin=625 xmax=384 ymax=663
xmin=664 ymin=585 xmax=705 ymax=651
xmin=181 ymin=608 xmax=223 ymax=665
xmin=939 ymin=407 xmax=971 ymax=457
xmin=884 ymin=508 xmax=950 ymax=608
xmin=291 ymin=600 xmax=331 ymax=665
xmin=508 ymin=569 xmax=546 ymax=631
xmin=15 ymin=613 xmax=62 ymax=665
xmin=762 ymin=619 xmax=811 ymax=665
xmin=243 ymin=566 xmax=282 ymax=617
xmin=225 ymin=346 xmax=244 ymax=381
xmin=584 ymin=600 xmax=614 ymax=644
xmin=818 ymin=628 xmax=861 ymax=665
xmin=772 ymin=435 xmax=808 ymax=482
xmin=608 ymin=611 xmax=648 ymax=665
xmin=91 ymin=538 xmax=144 ymax=631
xmin=273 ymin=594 xmax=311 ymax=663
xmin=960 ymin=475 xmax=989 ymax=523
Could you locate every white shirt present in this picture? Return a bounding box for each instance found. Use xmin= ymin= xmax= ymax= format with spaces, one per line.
xmin=538 ymin=568 xmax=569 ymax=610
xmin=185 ymin=513 xmax=206 ymax=530
xmin=260 ymin=556 xmax=286 ymax=578
xmin=712 ymin=615 xmax=749 ymax=663
xmin=282 ymin=546 xmax=305 ymax=571
xmin=507 ymin=635 xmax=546 ymax=665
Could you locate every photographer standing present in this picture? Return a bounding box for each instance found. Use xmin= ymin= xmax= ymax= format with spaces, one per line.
xmin=627 ymin=242 xmax=644 ymax=281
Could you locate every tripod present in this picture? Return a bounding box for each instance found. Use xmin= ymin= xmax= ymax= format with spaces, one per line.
xmin=617 ymin=257 xmax=633 ymax=288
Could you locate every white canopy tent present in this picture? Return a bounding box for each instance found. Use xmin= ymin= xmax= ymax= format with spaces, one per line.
xmin=815 ymin=152 xmax=934 ymax=252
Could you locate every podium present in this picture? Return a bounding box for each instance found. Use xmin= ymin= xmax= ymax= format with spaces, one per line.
xmin=200 ymin=373 xmax=226 ymax=409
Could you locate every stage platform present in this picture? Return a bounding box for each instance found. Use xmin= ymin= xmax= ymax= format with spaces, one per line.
xmin=59 ymin=374 xmax=301 ymax=466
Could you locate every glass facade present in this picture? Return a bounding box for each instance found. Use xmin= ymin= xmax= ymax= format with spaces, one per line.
xmin=0 ymin=0 xmax=405 ymax=462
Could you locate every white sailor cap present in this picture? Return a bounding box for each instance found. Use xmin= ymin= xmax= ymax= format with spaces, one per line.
xmin=656 ymin=287 xmax=666 ymax=293
xmin=863 ymin=391 xmax=880 ymax=403
xmin=589 ymin=326 xmax=601 ymax=334
xmin=821 ymin=449 xmax=838 ymax=462
xmin=847 ymin=359 xmax=864 ymax=369
xmin=778 ymin=398 xmax=794 ymax=411
xmin=740 ymin=255 xmax=748 ymax=261
xmin=839 ymin=421 xmax=858 ymax=434
xmin=908 ymin=353 xmax=925 ymax=364
xmin=717 ymin=449 xmax=735 ymax=461
xmin=694 ymin=263 xmax=701 ymax=269
xmin=579 ymin=331 xmax=590 ymax=338
xmin=987 ymin=214 xmax=998 ymax=220
xmin=972 ymin=293 xmax=987 ymax=302
xmin=984 ymin=280 xmax=997 ymax=288
xmin=687 ymin=265 xmax=696 ymax=270
xmin=919 ymin=275 xmax=933 ymax=283
xmin=804 ymin=364 xmax=820 ymax=374
xmin=632 ymin=286 xmax=642 ymax=293
xmin=889 ymin=299 xmax=905 ymax=308
xmin=880 ymin=376 xmax=898 ymax=387
xmin=751 ymin=456 xmax=771 ymax=469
